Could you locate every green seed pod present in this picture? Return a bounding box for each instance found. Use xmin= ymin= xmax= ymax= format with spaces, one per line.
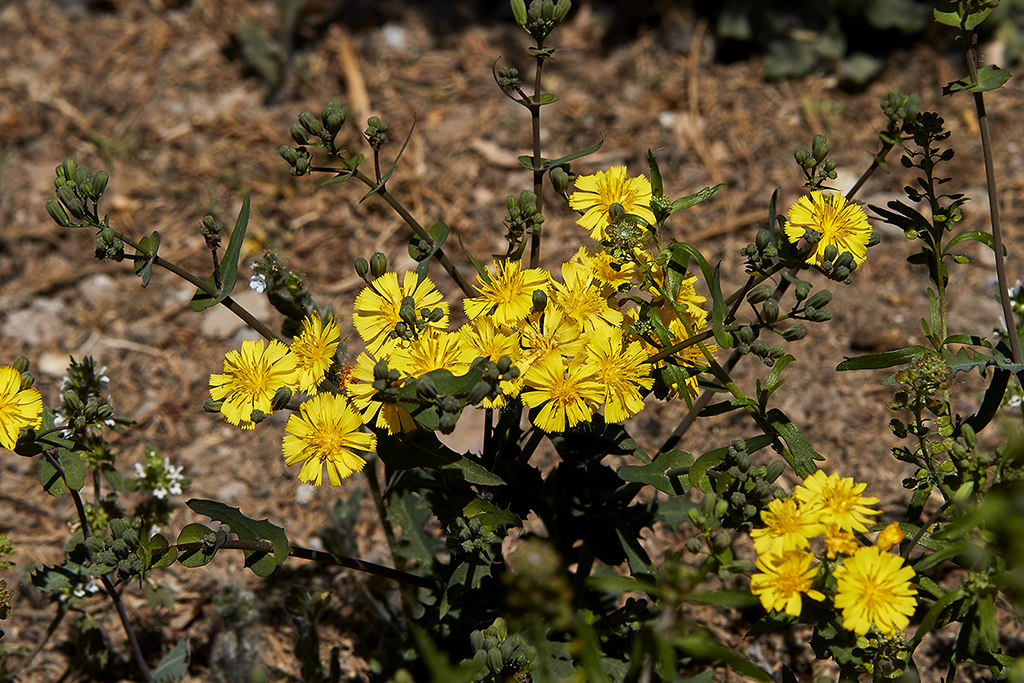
xmin=511 ymin=0 xmax=527 ymax=25
xmin=486 ymin=647 xmax=504 ymax=674
xmin=298 ymin=111 xmax=324 ymax=137
xmin=761 ymin=298 xmax=779 ymax=323
xmin=684 ymin=537 xmax=703 ymax=553
xmin=746 ymin=284 xmax=773 ymax=305
xmin=46 ymin=199 xmax=71 ymax=227
xmin=781 ymin=323 xmax=807 ymax=341
xmin=290 ymin=124 xmax=310 ymax=145
xmin=805 ymin=289 xmax=832 ymax=309
xmin=370 ymin=252 xmax=388 ymax=278
xmin=354 ymin=257 xmax=369 ymax=278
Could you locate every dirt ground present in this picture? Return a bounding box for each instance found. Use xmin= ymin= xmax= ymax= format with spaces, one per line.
xmin=1 ymin=0 xmax=1022 ymax=681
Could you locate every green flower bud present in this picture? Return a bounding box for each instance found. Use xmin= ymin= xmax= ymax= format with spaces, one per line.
xmin=271 ymin=386 xmax=293 ymax=411
xmin=713 ymin=498 xmax=729 ymax=519
xmin=781 ymin=323 xmax=807 ymax=341
xmin=867 ymin=230 xmax=881 ymax=247
xmin=511 ymin=0 xmax=527 ymax=25
xmin=687 ymin=507 xmax=703 ymax=525
xmin=64 ymin=390 xmax=84 ymax=413
xmin=12 ymin=355 xmax=30 ymax=374
xmin=811 ymin=134 xmax=828 ymax=161
xmin=74 ymin=165 xmax=90 ymax=187
xmin=961 ymin=423 xmax=977 ymax=449
xmin=470 ymin=629 xmax=485 ymax=653
xmin=684 ymin=537 xmax=703 ymax=553
xmin=46 ymin=199 xmax=71 ymax=227
xmin=755 ymin=228 xmax=771 ymax=251
xmin=293 ymin=156 xmax=310 ymax=176
xmin=832 ymin=265 xmax=851 ymax=281
xmin=497 ymin=355 xmax=512 ymax=374
xmin=822 ymin=243 xmax=838 ymax=264
xmin=486 ymin=647 xmax=504 ymax=674
xmin=416 ymin=376 xmax=438 ymax=400
xmin=608 ymin=202 xmax=625 ymax=222
xmin=553 ymin=0 xmax=571 ymax=22
xmin=532 ymin=288 xmax=547 ymax=312
xmin=279 ymin=145 xmax=300 ymax=166
xmin=737 ymin=325 xmax=755 ymax=345
xmin=204 ymin=398 xmax=224 ymax=413
xmin=794 ymin=281 xmax=810 ymax=301
xmin=57 ymin=185 xmax=87 ymax=220
xmin=793 ymin=148 xmax=810 ymax=167
xmin=62 ymin=157 xmax=78 ymax=183
xmin=19 ymin=371 xmax=35 ymax=390
xmin=398 ymin=297 xmax=417 ymax=326
xmin=290 ymin=124 xmax=309 ymax=145
xmin=809 ymin=307 xmax=832 ymax=322
xmin=298 ymin=111 xmax=324 ymax=137
xmin=712 ymin=531 xmax=731 ymax=553
xmin=746 ymin=284 xmax=773 ymax=304
xmin=370 ymin=252 xmax=388 ymax=278
xmin=805 ymin=289 xmax=832 ymax=309
xmin=467 ymin=380 xmax=491 ymax=405
xmin=550 ymin=166 xmax=570 ymax=194
xmin=354 ymin=257 xmax=369 ymax=278
xmin=322 ymin=99 xmax=346 ymax=138
xmin=91 ymin=171 xmax=109 ymax=198
xmin=834 ymin=251 xmax=855 ymax=270
xmin=762 ymin=298 xmax=779 ymax=323
xmin=494 ymin=617 xmax=508 ymax=640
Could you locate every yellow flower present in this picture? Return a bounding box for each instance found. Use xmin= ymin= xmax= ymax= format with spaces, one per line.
xmin=389 ymin=331 xmax=468 ymax=379
xmin=290 ymin=311 xmax=343 ymax=395
xmin=209 ymin=340 xmax=298 ymax=430
xmin=283 ymin=393 xmax=376 ymax=486
xmin=568 ymin=247 xmax=638 ymax=290
xmin=347 ymin=352 xmax=417 ymax=434
xmin=834 ymin=545 xmax=917 ymax=636
xmin=463 ymin=260 xmax=550 ymax=326
xmin=784 ymin=192 xmax=872 ymax=267
xmin=823 ymin=524 xmax=860 ymax=559
xmin=519 ymin=307 xmax=587 ymax=370
xmin=584 ymin=328 xmax=653 ymax=423
xmin=456 ymin=317 xmax=523 ymax=407
xmin=750 ymin=497 xmax=825 ymax=555
xmin=794 ymin=471 xmax=881 ymax=533
xmin=569 ymin=166 xmax=657 ymax=240
xmin=0 ymin=366 xmax=44 ymax=451
xmin=876 ymin=522 xmax=905 ymax=552
xmin=550 ymin=259 xmax=623 ymax=334
xmin=353 ymin=272 xmax=449 ymax=359
xmin=750 ymin=549 xmax=825 ymax=617
xmin=521 ymin=354 xmax=603 ymax=433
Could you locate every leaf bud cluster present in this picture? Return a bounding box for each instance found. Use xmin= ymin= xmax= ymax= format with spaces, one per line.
xmin=511 ymin=0 xmax=572 ymax=42
xmin=495 ymin=65 xmax=522 ymax=90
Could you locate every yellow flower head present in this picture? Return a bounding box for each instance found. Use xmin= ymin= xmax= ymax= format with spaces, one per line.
xmin=750 ymin=549 xmax=825 ymax=617
xmin=876 ymin=522 xmax=906 ymax=552
xmin=388 ymin=331 xmax=468 ymax=379
xmin=584 ymin=328 xmax=654 ymax=423
xmin=464 ymin=260 xmax=550 ymax=326
xmin=568 ymin=247 xmax=638 ymax=290
xmin=347 ymin=352 xmax=417 ymax=435
xmin=209 ymin=340 xmax=298 ymax=430
xmin=569 ymin=166 xmax=657 ymax=240
xmin=794 ymin=471 xmax=881 ymax=533
xmin=550 ymin=259 xmax=623 ymax=334
xmin=290 ymin=311 xmax=343 ymax=395
xmin=0 ymin=366 xmax=44 ymax=451
xmin=521 ymin=353 xmax=603 ymax=433
xmin=353 ymin=272 xmax=449 ymax=359
xmin=456 ymin=317 xmax=523 ymax=407
xmin=834 ymin=545 xmax=917 ymax=636
xmin=823 ymin=524 xmax=860 ymax=559
xmin=283 ymin=393 xmax=376 ymax=486
xmin=784 ymin=192 xmax=872 ymax=267
xmin=750 ymin=497 xmax=825 ymax=555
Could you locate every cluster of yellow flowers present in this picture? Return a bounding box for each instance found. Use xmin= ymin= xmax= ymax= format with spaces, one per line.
xmin=749 ymin=471 xmax=918 ymax=637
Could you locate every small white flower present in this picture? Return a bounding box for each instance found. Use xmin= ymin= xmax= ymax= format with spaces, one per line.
xmin=249 ymin=273 xmax=267 ymax=293
xmin=134 ymin=463 xmax=146 ymax=477
xmin=1008 ymin=395 xmax=1022 ymax=408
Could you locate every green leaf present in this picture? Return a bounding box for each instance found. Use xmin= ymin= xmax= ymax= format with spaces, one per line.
xmin=187 ymin=499 xmax=290 ymax=577
xmin=38 ymin=457 xmax=65 ymax=497
xmin=441 ymin=457 xmax=506 ymax=486
xmin=836 ymin=346 xmax=930 ymax=371
xmin=152 ymin=637 xmax=190 ymax=683
xmin=689 ymin=435 xmax=775 ymax=489
xmin=315 ymin=155 xmax=364 ymax=188
xmin=412 ymin=221 xmax=449 ymax=283
xmin=933 ymin=7 xmax=992 ymax=30
xmin=190 ymin=194 xmax=249 ymax=312
xmin=669 ymin=184 xmax=725 ymax=214
xmin=360 ymin=122 xmax=416 ymax=203
xmin=911 ymin=587 xmax=966 ymax=648
xmin=617 ymin=449 xmax=694 ymax=495
xmin=176 ymin=523 xmax=225 ymax=568
xmin=388 ymin=489 xmax=445 ymax=569
xmin=676 ymin=631 xmax=772 ymax=682
xmin=149 ymin=534 xmax=178 ymax=569
xmin=945 ymin=229 xmax=1003 ymax=255
xmin=134 ymin=231 xmax=160 ymax=287
xmin=943 ymin=65 xmax=1012 ymax=95
xmin=377 ymin=430 xmax=460 ymax=470
xmin=463 ymin=500 xmax=521 ymax=531
xmin=546 ymin=136 xmax=604 ymax=168
xmin=765 ymin=408 xmax=822 ymax=478
xmin=58 ymin=448 xmax=86 ymax=491
xmin=647 ymin=149 xmax=663 ymax=197
xmin=686 ymin=589 xmax=760 ymax=608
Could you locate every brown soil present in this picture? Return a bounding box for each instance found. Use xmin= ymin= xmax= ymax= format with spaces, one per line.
xmin=1 ymin=1 xmax=1022 ymax=681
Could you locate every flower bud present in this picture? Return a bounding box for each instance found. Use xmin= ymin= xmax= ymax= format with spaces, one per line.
xmin=290 ymin=124 xmax=309 ymax=145
xmin=322 ymin=99 xmax=346 ymax=138
xmin=91 ymin=171 xmax=109 ymax=198
xmin=57 ymin=185 xmax=87 ymax=220
xmin=712 ymin=531 xmax=731 ymax=553
xmin=781 ymin=323 xmax=807 ymax=341
xmin=745 ymin=284 xmax=772 ymax=305
xmin=12 ymin=355 xmax=30 ymax=374
xmin=271 ymin=386 xmax=293 ymax=411
xmin=685 ymin=537 xmax=703 ymax=553
xmin=607 ymin=202 xmax=625 ymax=222
xmin=467 ymin=380 xmax=491 ymax=406
xmin=62 ymin=157 xmax=78 ymax=183
xmin=794 ymin=281 xmax=811 ymax=301
xmin=354 ymin=257 xmax=369 ymax=278
xmin=834 ymin=251 xmax=855 ymax=271
xmin=737 ymin=325 xmax=755 ymax=345
xmin=804 ymin=289 xmax=832 ymax=310
xmin=204 ymin=398 xmax=224 ymax=413
xmin=47 ymin=200 xmax=71 ymax=227
xmin=832 ymin=266 xmax=851 ymax=281
xmin=550 ymin=166 xmax=570 ymax=194
xmin=511 ymin=0 xmax=527 ymax=25
xmin=808 ymin=307 xmax=832 ymax=322
xmin=439 ymin=412 xmax=458 ymax=435
xmin=553 ymin=0 xmax=570 ymax=22
xmin=370 ymin=252 xmax=388 ymax=278
xmin=532 ymin=288 xmax=547 ymax=312
xmin=822 ymin=243 xmax=838 ymax=264
xmin=416 ymin=376 xmax=438 ymax=400
xmin=279 ymin=145 xmax=300 ymax=166
xmin=761 ymin=298 xmax=779 ymax=323
xmin=298 ymin=111 xmax=324 ymax=137
xmin=64 ymin=390 xmax=84 ymax=413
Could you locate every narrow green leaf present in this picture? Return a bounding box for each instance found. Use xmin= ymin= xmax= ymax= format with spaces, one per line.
xmin=190 ymin=194 xmax=249 ymax=312
xmin=836 ymin=346 xmax=929 ymax=371
xmin=945 ymin=229 xmax=1003 ymax=254
xmin=360 ymin=122 xmax=416 ymax=203
xmin=765 ymin=408 xmax=821 ymax=478
xmin=686 ymin=590 xmax=760 ymax=608
xmin=547 ymin=135 xmax=604 ymax=168
xmin=676 ymin=631 xmax=772 ymax=682
xmin=669 ymin=184 xmax=725 ymax=214
xmin=647 ymin=149 xmax=663 ymax=197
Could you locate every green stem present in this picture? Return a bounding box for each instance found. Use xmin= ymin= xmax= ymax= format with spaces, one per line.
xmin=962 ymin=28 xmax=1022 ymax=366
xmin=529 ymin=39 xmax=546 ymax=269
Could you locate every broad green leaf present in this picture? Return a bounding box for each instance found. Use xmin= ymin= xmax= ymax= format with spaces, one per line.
xmin=617 ymin=449 xmax=694 ymax=495
xmin=388 ymin=489 xmax=444 ymax=568
xmin=149 ymin=534 xmax=178 ymax=569
xmin=676 ymin=631 xmax=772 ymax=682
xmin=152 ymin=637 xmax=190 ymax=683
xmin=190 ymin=194 xmax=249 ymax=312
xmin=765 ymin=408 xmax=822 ymax=478
xmin=463 ymin=500 xmax=521 ymax=531
xmin=441 ymin=457 xmax=505 ymax=486
xmin=58 ymin=448 xmax=86 ymax=491
xmin=187 ymin=499 xmax=290 ymax=577
xmin=38 ymin=457 xmax=65 ymax=497
xmin=176 ymin=523 xmax=225 ymax=568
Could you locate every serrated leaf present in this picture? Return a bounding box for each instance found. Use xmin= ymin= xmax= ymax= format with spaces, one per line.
xmin=152 ymin=637 xmax=190 ymax=683
xmin=187 ymin=499 xmax=289 ymax=577
xmin=617 ymin=449 xmax=694 ymax=495
xmin=190 ymin=194 xmax=249 ymax=312
xmin=765 ymin=409 xmax=822 ymax=478
xmin=388 ymin=489 xmax=444 ymax=568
